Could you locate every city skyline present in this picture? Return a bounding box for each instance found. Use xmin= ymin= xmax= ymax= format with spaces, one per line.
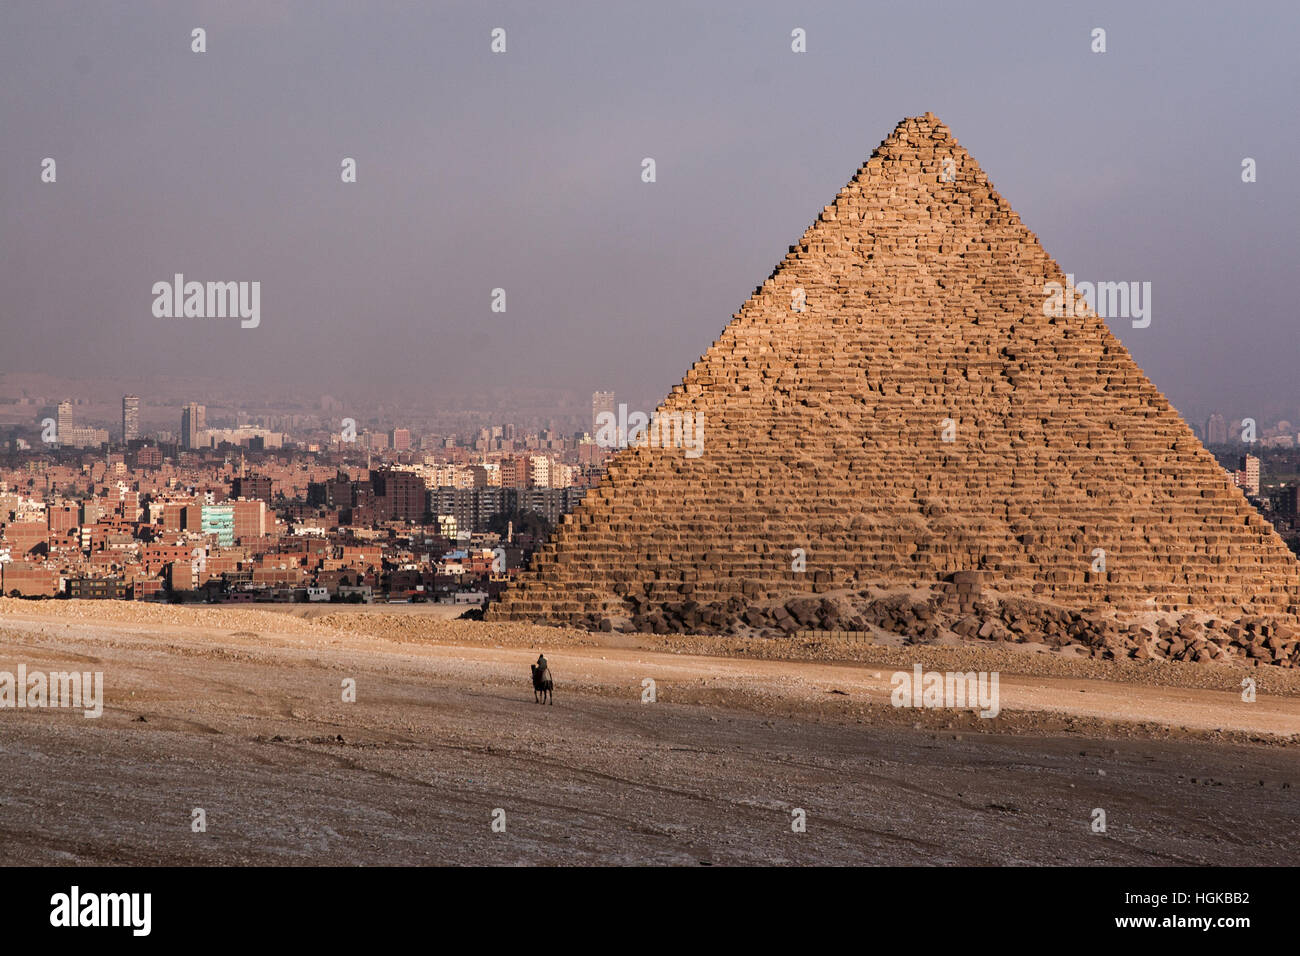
xmin=11 ymin=383 xmax=1300 ymax=452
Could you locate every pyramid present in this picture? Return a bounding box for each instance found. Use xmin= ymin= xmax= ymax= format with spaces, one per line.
xmin=490 ymin=113 xmax=1300 ymax=635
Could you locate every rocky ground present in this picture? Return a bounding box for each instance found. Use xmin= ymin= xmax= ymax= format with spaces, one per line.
xmin=0 ymin=599 xmax=1296 ymax=865
xmin=570 ymin=578 xmax=1300 ymax=668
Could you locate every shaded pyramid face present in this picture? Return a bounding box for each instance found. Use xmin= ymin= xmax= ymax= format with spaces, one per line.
xmin=491 ymin=113 xmax=1300 ymax=629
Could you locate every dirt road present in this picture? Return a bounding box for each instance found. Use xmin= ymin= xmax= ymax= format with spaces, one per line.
xmin=0 ymin=604 xmax=1295 ymax=865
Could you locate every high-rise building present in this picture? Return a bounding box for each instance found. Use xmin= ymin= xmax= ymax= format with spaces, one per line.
xmin=529 ymin=456 xmax=551 ymax=489
xmin=592 ymin=391 xmax=615 ymax=437
xmin=370 ymin=469 xmax=427 ymax=522
xmin=56 ymin=401 xmax=73 ymax=444
xmin=390 ymin=428 xmax=411 ymax=452
xmin=181 ymin=403 xmax=206 ymax=450
xmin=52 ymin=401 xmax=106 ymax=448
xmin=1205 ymin=413 xmax=1227 ymax=445
xmin=122 ymin=395 xmax=140 ymax=442
xmin=1237 ymin=454 xmax=1261 ymax=497
xmin=500 ymin=456 xmax=530 ymax=489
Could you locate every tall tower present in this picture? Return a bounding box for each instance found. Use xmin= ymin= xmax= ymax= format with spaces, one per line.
xmin=181 ymin=402 xmax=206 ymax=450
xmin=591 ymin=390 xmax=615 ymax=437
xmin=1206 ymin=413 xmax=1227 ymax=445
xmin=122 ymin=395 xmax=140 ymax=443
xmin=56 ymin=401 xmax=73 ymax=444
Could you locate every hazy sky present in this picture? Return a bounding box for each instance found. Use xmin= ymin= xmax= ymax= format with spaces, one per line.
xmin=1 ymin=0 xmax=1297 ymax=424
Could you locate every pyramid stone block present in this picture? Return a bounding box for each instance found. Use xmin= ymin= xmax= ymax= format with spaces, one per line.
xmin=489 ymin=113 xmax=1300 ymax=633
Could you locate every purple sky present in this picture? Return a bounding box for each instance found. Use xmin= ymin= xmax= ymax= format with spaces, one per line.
xmin=1 ymin=0 xmax=1297 ymax=426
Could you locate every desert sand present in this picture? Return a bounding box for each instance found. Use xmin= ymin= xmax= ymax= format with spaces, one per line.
xmin=0 ymin=600 xmax=1295 ymax=865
